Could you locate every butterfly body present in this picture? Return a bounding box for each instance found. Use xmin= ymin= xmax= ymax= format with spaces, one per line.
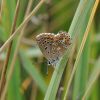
xmin=36 ymin=31 xmax=72 ymax=66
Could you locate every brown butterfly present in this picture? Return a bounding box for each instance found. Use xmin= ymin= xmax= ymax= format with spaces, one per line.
xmin=36 ymin=31 xmax=72 ymax=66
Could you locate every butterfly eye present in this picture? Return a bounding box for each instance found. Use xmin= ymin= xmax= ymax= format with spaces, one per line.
xmin=48 ymin=61 xmax=51 ymax=65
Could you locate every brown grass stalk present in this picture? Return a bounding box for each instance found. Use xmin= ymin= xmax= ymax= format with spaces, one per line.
xmin=0 ymin=0 xmax=45 ymax=53
xmin=0 ymin=0 xmax=45 ymax=100
xmin=0 ymin=0 xmax=20 ymax=97
xmin=0 ymin=0 xmax=4 ymax=17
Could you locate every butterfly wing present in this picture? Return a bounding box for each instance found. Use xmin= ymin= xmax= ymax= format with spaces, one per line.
xmin=36 ymin=32 xmax=72 ymax=66
xmin=36 ymin=33 xmax=55 ymax=62
xmin=54 ymin=32 xmax=72 ymax=58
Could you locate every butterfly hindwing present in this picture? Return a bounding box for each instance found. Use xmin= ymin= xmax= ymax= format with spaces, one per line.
xmin=36 ymin=32 xmax=72 ymax=66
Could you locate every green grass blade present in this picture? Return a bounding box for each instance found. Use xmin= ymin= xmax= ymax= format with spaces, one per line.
xmin=72 ymin=35 xmax=90 ymax=99
xmin=6 ymin=40 xmax=22 ymax=100
xmin=7 ymin=59 xmax=22 ymax=100
xmin=20 ymin=51 xmax=47 ymax=94
xmin=44 ymin=0 xmax=95 ymax=100
xmin=0 ymin=26 xmax=6 ymax=41
xmin=82 ymin=56 xmax=100 ymax=99
xmin=1 ymin=0 xmax=16 ymax=38
xmin=64 ymin=0 xmax=99 ymax=99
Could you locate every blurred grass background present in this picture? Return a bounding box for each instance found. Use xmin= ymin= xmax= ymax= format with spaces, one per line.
xmin=0 ymin=0 xmax=100 ymax=100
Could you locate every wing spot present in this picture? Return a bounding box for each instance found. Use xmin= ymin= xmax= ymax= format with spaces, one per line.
xmin=45 ymin=47 xmax=47 ymax=50
xmin=48 ymin=51 xmax=50 ymax=54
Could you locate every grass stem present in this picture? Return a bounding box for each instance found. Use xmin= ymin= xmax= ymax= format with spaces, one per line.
xmin=0 ymin=0 xmax=45 ymax=100
xmin=63 ymin=0 xmax=99 ymax=99
xmin=0 ymin=0 xmax=45 ymax=53
xmin=0 ymin=0 xmax=20 ymax=97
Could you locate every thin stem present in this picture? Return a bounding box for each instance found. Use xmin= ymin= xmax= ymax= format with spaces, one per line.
xmin=82 ymin=70 xmax=100 ymax=100
xmin=0 ymin=0 xmax=20 ymax=97
xmin=63 ymin=0 xmax=99 ymax=99
xmin=0 ymin=0 xmax=4 ymax=17
xmin=0 ymin=0 xmax=44 ymax=100
xmin=0 ymin=0 xmax=45 ymax=53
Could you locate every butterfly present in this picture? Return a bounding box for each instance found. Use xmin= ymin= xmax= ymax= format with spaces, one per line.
xmin=36 ymin=31 xmax=72 ymax=67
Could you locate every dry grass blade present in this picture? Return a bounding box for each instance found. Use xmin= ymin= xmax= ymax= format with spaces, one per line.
xmin=64 ymin=0 xmax=99 ymax=99
xmin=0 ymin=0 xmax=45 ymax=100
xmin=0 ymin=0 xmax=45 ymax=53
xmin=0 ymin=0 xmax=20 ymax=97
xmin=0 ymin=0 xmax=4 ymax=17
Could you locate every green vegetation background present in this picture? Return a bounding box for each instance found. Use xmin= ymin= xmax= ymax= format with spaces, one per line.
xmin=0 ymin=0 xmax=100 ymax=100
